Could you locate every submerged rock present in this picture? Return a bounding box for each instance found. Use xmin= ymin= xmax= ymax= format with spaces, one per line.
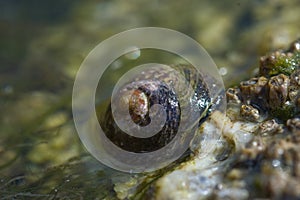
xmin=114 ymin=39 xmax=300 ymax=200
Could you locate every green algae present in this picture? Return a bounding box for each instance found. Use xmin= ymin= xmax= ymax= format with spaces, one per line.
xmin=270 ymin=103 xmax=297 ymax=121
xmin=269 ymin=52 xmax=300 ymax=76
xmin=261 ymin=51 xmax=300 ymax=77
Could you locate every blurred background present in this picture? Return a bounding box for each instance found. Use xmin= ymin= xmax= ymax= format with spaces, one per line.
xmin=0 ymin=0 xmax=299 ymax=199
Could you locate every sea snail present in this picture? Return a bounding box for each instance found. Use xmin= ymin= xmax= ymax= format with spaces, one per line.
xmin=72 ymin=28 xmax=226 ymax=172
xmin=74 ymin=61 xmax=227 ymax=173
xmin=98 ymin=63 xmax=213 ymax=154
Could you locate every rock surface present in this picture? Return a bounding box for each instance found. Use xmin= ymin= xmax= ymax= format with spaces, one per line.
xmin=147 ymin=39 xmax=300 ymax=200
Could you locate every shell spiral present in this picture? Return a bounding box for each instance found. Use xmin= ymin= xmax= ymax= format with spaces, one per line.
xmin=98 ymin=64 xmax=212 ymax=153
xmin=72 ymin=28 xmax=226 ymax=173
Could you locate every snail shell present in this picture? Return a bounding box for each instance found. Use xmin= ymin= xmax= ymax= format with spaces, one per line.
xmin=98 ymin=64 xmax=212 ymax=153
xmin=72 ymin=28 xmax=226 ymax=173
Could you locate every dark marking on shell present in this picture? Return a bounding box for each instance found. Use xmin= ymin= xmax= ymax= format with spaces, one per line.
xmin=98 ymin=64 xmax=211 ymax=153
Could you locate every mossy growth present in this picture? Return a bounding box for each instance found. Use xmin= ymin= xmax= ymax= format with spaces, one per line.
xmin=270 ymin=103 xmax=297 ymax=121
xmin=268 ymin=51 xmax=300 ymax=77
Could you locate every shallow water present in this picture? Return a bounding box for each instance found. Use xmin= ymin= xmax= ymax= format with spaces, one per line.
xmin=0 ymin=0 xmax=299 ymax=199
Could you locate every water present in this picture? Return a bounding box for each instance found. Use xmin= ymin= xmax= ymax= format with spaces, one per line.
xmin=0 ymin=0 xmax=299 ymax=199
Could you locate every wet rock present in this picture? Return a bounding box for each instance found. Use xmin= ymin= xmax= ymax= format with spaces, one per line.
xmin=150 ymin=39 xmax=300 ymax=200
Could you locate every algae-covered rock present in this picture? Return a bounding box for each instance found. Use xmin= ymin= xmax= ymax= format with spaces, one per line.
xmin=143 ymin=39 xmax=300 ymax=200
